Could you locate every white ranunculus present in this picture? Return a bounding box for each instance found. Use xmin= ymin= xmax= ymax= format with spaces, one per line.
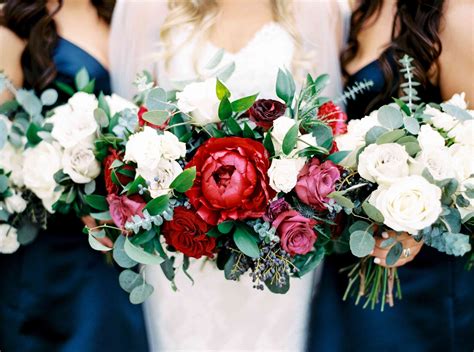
xmin=105 ymin=94 xmax=138 ymax=116
xmin=4 ymin=192 xmax=27 ymax=213
xmin=160 ymin=131 xmax=186 ymax=161
xmin=268 ymin=157 xmax=306 ymax=193
xmin=369 ymin=175 xmax=443 ymax=234
xmin=449 ymin=143 xmax=474 ymax=182
xmin=449 ymin=119 xmax=474 ymax=146
xmin=425 ymin=105 xmax=457 ymax=132
xmin=67 ymin=92 xmax=98 ymax=114
xmin=23 ymin=141 xmax=63 ymax=212
xmin=176 ymin=78 xmax=220 ymax=126
xmin=417 ymin=124 xmax=445 ymax=151
xmin=270 ymin=116 xmax=298 ymax=155
xmin=0 ymin=142 xmax=24 ymax=187
xmin=124 ymin=126 xmax=163 ymax=172
xmin=358 ymin=143 xmax=410 ymax=185
xmin=139 ymin=159 xmax=183 ymax=198
xmin=0 ymin=224 xmax=20 ymax=254
xmin=62 ymin=142 xmax=101 ymax=184
xmin=410 ymin=148 xmax=454 ymax=181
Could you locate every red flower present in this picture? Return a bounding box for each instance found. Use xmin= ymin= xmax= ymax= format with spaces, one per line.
xmin=248 ymin=99 xmax=286 ymax=130
xmin=137 ymin=106 xmax=169 ymax=130
xmin=186 ymin=137 xmax=276 ymax=225
xmin=272 ymin=210 xmax=317 ymax=256
xmin=103 ymin=149 xmax=134 ymax=195
xmin=318 ymin=102 xmax=347 ymax=136
xmin=162 ymin=207 xmax=216 ymax=258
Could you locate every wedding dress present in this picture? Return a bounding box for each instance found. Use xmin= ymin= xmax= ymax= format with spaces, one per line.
xmin=110 ymin=1 xmax=347 ymax=350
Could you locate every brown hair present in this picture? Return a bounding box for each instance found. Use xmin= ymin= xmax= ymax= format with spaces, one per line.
xmin=342 ymin=0 xmax=445 ymax=112
xmin=0 ymin=0 xmax=115 ymax=91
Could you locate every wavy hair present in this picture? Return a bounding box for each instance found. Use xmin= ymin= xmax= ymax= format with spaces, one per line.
xmin=0 ymin=0 xmax=115 ymax=91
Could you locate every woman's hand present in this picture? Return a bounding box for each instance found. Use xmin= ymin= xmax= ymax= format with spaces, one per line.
xmin=81 ymin=215 xmax=114 ymax=249
xmin=371 ymin=231 xmax=423 ymax=268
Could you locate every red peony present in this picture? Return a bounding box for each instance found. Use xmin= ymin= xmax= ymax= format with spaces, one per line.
xmin=248 ymin=99 xmax=287 ymax=130
xmin=318 ymin=102 xmax=347 ymax=136
xmin=272 ymin=210 xmax=317 ymax=256
xmin=103 ymin=149 xmax=134 ymax=195
xmin=185 ymin=137 xmax=276 ymax=225
xmin=162 ymin=207 xmax=216 ymax=258
xmin=137 ymin=106 xmax=168 ymax=130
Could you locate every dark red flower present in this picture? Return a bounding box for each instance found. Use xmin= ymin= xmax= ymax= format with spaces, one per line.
xmin=263 ymin=198 xmax=291 ymax=223
xmin=318 ymin=102 xmax=347 ymax=136
xmin=103 ymin=149 xmax=134 ymax=195
xmin=248 ymin=99 xmax=287 ymax=130
xmin=185 ymin=137 xmax=276 ymax=225
xmin=138 ymin=106 xmax=168 ymax=130
xmin=162 ymin=207 xmax=216 ymax=258
xmin=272 ymin=210 xmax=317 ymax=256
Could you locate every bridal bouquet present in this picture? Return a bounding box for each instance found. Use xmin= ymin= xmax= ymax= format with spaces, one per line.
xmin=333 ymin=56 xmax=474 ymax=310
xmin=85 ymin=69 xmax=349 ymax=303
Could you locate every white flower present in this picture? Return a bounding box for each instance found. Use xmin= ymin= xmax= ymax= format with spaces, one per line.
xmin=358 ymin=143 xmax=410 ymax=185
xmin=138 ymin=159 xmax=183 ymax=198
xmin=410 ymin=148 xmax=455 ymax=181
xmin=0 ymin=142 xmax=24 ymax=187
xmin=296 ymin=133 xmax=317 ymax=153
xmin=176 ymin=78 xmax=220 ymax=126
xmin=449 ymin=143 xmax=474 ymax=182
xmin=0 ymin=224 xmax=20 ymax=254
xmin=62 ymin=142 xmax=101 ymax=184
xmin=105 ymin=94 xmax=138 ymax=116
xmin=417 ymin=124 xmax=445 ymax=151
xmin=449 ymin=119 xmax=474 ymax=146
xmin=68 ymin=92 xmax=98 ymax=114
xmin=4 ymin=192 xmax=27 ymax=213
xmin=369 ymin=175 xmax=443 ymax=234
xmin=457 ymin=177 xmax=474 ymax=220
xmin=270 ymin=116 xmax=298 ymax=155
xmin=124 ymin=126 xmax=163 ymax=172
xmin=446 ymin=92 xmax=468 ymax=109
xmin=160 ymin=131 xmax=186 ymax=161
xmin=23 ymin=141 xmax=63 ymax=212
xmin=425 ymin=105 xmax=457 ymax=132
xmin=268 ymin=157 xmax=306 ymax=193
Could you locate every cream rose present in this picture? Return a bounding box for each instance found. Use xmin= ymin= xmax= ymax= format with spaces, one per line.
xmin=410 ymin=148 xmax=454 ymax=181
xmin=62 ymin=142 xmax=101 ymax=184
xmin=138 ymin=159 xmax=183 ymax=198
xmin=369 ymin=175 xmax=443 ymax=234
xmin=160 ymin=131 xmax=186 ymax=161
xmin=417 ymin=124 xmax=445 ymax=151
xmin=358 ymin=143 xmax=410 ymax=185
xmin=0 ymin=224 xmax=20 ymax=254
xmin=268 ymin=157 xmax=306 ymax=193
xmin=176 ymin=78 xmax=220 ymax=126
xmin=68 ymin=92 xmax=98 ymax=115
xmin=449 ymin=143 xmax=474 ymax=182
xmin=124 ymin=126 xmax=163 ymax=172
xmin=449 ymin=119 xmax=474 ymax=146
xmin=425 ymin=105 xmax=457 ymax=132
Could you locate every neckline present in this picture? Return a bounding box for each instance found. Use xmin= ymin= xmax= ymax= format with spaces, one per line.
xmin=58 ymin=37 xmax=109 ymax=72
xmin=347 ymin=59 xmax=379 ymax=78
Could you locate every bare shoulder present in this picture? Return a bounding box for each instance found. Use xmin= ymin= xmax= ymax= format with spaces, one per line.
xmin=441 ymin=0 xmax=474 ymax=41
xmin=0 ymin=26 xmax=25 ymax=102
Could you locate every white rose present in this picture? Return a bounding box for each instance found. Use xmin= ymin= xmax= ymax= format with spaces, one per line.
xmin=124 ymin=126 xmax=163 ymax=171
xmin=23 ymin=141 xmax=63 ymax=212
xmin=410 ymin=148 xmax=455 ymax=181
xmin=425 ymin=105 xmax=457 ymax=132
xmin=449 ymin=143 xmax=474 ymax=182
xmin=138 ymin=159 xmax=183 ymax=198
xmin=369 ymin=175 xmax=443 ymax=234
xmin=4 ymin=192 xmax=27 ymax=213
xmin=67 ymin=92 xmax=98 ymax=114
xmin=176 ymin=78 xmax=220 ymax=126
xmin=358 ymin=143 xmax=410 ymax=185
xmin=0 ymin=224 xmax=20 ymax=254
xmin=270 ymin=116 xmax=298 ymax=155
xmin=0 ymin=142 xmax=24 ymax=187
xmin=160 ymin=131 xmax=186 ymax=161
xmin=268 ymin=157 xmax=306 ymax=193
xmin=105 ymin=94 xmax=138 ymax=116
xmin=449 ymin=119 xmax=474 ymax=146
xmin=417 ymin=124 xmax=445 ymax=151
xmin=62 ymin=142 xmax=101 ymax=184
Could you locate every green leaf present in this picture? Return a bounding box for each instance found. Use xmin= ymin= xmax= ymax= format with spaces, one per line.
xmin=404 ymin=116 xmax=420 ymax=134
xmin=126 ymin=176 xmax=146 ymax=195
xmin=88 ymin=233 xmax=112 ymax=251
xmin=224 ymin=252 xmax=237 ymax=280
xmin=265 ymin=272 xmax=290 ymax=294
xmin=0 ymin=175 xmax=9 ymax=193
xmin=276 ymin=68 xmax=295 ymax=105
xmin=0 ymin=119 xmax=7 ymax=149
xmin=295 ymin=247 xmax=325 ymax=277
xmin=124 ymin=237 xmax=165 ymax=265
xmin=55 ymin=81 xmax=75 ymax=96
xmin=393 ymin=97 xmax=411 ymax=116
xmin=386 ymin=241 xmax=403 ymax=266
xmin=226 ymin=118 xmax=242 ymax=135
xmin=129 ymin=283 xmax=154 ymax=304
xmin=218 ymin=97 xmax=232 ymax=121
xmin=233 ymin=225 xmax=260 ymax=258
xmin=98 ymin=92 xmax=111 ymax=117
xmin=401 ymin=141 xmax=421 ymax=156
xmin=311 ymin=123 xmax=333 ymax=150
xmin=81 ymin=79 xmax=95 ymax=94
xmin=328 ymin=191 xmax=354 ymax=209
xmin=362 ymin=201 xmax=384 ymax=223
xmin=231 ymin=94 xmax=258 ymax=113
xmin=40 ymin=89 xmax=58 ymax=106
xmin=16 ymin=89 xmax=42 ymax=116
xmin=326 ymin=151 xmax=350 ymax=164
xmin=282 ymin=123 xmax=299 ymax=155
xmin=146 ymin=88 xmax=168 ymax=111
xmin=131 ymin=229 xmax=157 ymax=245
xmin=365 ymin=126 xmax=388 ymax=144
xmin=84 ymin=180 xmax=96 ymax=195
xmin=142 ymin=110 xmax=169 ymax=126
xmin=17 ymin=221 xmax=39 ymax=245
xmin=207 ymin=227 xmax=225 ymax=238
xmin=456 ymin=195 xmax=470 ymax=208
xmin=216 ymin=78 xmax=231 ymax=100
xmin=84 ymin=194 xmax=109 ymax=211
xmin=349 ymin=221 xmax=373 ymax=234
xmin=170 ymin=167 xmax=196 ymax=193
xmin=217 ymin=221 xmax=234 ymax=234
xmin=380 ymin=237 xmax=396 ymax=249
xmin=90 ymin=211 xmax=112 ymax=221
xmin=376 ymin=129 xmax=406 ymax=144
xmin=313 ymin=74 xmax=330 ymax=94
xmin=377 ymin=105 xmax=403 ymax=129
xmin=263 ymin=131 xmax=275 ymax=156
xmin=119 ymin=269 xmax=144 ymax=293
xmin=113 ymin=235 xmax=138 ymax=268
xmin=160 ymin=258 xmax=176 ymax=281
xmin=75 ymin=67 xmax=90 ymax=90
xmin=144 ymin=194 xmax=170 ymax=215
xmin=26 ymin=123 xmax=42 ymax=145
xmin=349 ymin=230 xmax=376 ymax=257
xmin=94 ymin=108 xmax=109 ymax=128
xmin=243 ymin=123 xmax=255 ymax=139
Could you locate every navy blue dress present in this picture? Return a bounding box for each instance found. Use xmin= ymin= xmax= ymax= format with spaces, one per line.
xmin=0 ymin=38 xmax=148 ymax=352
xmin=306 ymin=58 xmax=474 ymax=352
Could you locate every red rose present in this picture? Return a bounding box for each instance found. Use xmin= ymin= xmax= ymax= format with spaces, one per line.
xmin=318 ymin=102 xmax=347 ymax=136
xmin=272 ymin=210 xmax=317 ymax=256
xmin=186 ymin=137 xmax=276 ymax=225
xmin=107 ymin=194 xmax=145 ymax=230
xmin=162 ymin=207 xmax=216 ymax=258
xmin=295 ymin=159 xmax=341 ymax=211
xmin=103 ymin=149 xmax=134 ymax=194
xmin=138 ymin=106 xmax=168 ymax=130
xmin=248 ymin=99 xmax=287 ymax=130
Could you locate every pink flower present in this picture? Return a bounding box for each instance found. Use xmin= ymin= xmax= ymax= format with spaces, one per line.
xmin=107 ymin=194 xmax=145 ymax=230
xmin=295 ymin=159 xmax=341 ymax=211
xmin=272 ymin=210 xmax=317 ymax=256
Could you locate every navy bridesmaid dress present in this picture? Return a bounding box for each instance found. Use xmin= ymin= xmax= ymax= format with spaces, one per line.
xmin=0 ymin=38 xmax=148 ymax=352
xmin=306 ymin=55 xmax=474 ymax=352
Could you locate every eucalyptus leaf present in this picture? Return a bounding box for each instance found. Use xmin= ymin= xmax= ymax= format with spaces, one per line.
xmin=349 ymin=230 xmax=376 ymax=258
xmin=326 ymin=151 xmax=350 ymax=164
xmin=124 ymin=237 xmax=165 ymax=265
xmin=16 ymin=89 xmax=42 ymax=116
xmin=113 ymin=235 xmax=138 ymax=268
xmin=365 ymin=126 xmax=388 ymax=144
xmin=88 ymin=233 xmax=112 ymax=251
xmin=75 ymin=68 xmax=90 ymax=91
xmin=142 ymin=110 xmax=169 ymax=126
xmin=440 ymin=103 xmax=473 ymax=121
xmin=0 ymin=119 xmax=7 ymax=149
xmin=404 ymin=116 xmax=420 ymax=134
xmin=362 ymin=201 xmax=384 ymax=223
xmin=216 ymin=62 xmax=236 ymax=82
xmin=311 ymin=123 xmax=333 ymax=150
xmin=146 ymin=88 xmax=167 ymax=110
xmin=17 ymin=221 xmax=39 ymax=245
xmin=129 ymin=283 xmax=154 ymax=304
xmin=328 ymin=191 xmax=354 ymax=209
xmin=119 ymin=269 xmax=144 ymax=293
xmin=377 ymin=105 xmax=403 ymax=129
xmin=376 ymin=129 xmax=406 ymax=144
xmin=205 ymin=48 xmax=225 ymax=70
xmin=386 ymin=241 xmax=403 ymax=266
xmin=90 ymin=211 xmax=112 ymax=221
xmin=40 ymin=89 xmax=58 ymax=106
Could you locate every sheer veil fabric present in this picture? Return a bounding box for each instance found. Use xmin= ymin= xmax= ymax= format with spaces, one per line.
xmin=110 ymin=1 xmax=349 ymax=350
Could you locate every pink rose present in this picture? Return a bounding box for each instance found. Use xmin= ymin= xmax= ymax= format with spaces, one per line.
xmin=272 ymin=210 xmax=317 ymax=256
xmin=107 ymin=194 xmax=145 ymax=230
xmin=295 ymin=159 xmax=341 ymax=211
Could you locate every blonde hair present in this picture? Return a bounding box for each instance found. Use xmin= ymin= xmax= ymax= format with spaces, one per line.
xmin=159 ymin=0 xmax=303 ymax=75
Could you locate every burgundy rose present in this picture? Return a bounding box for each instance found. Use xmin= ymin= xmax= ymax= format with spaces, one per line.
xmin=248 ymin=99 xmax=287 ymax=130
xmin=295 ymin=159 xmax=341 ymax=211
xmin=272 ymin=210 xmax=317 ymax=256
xmin=263 ymin=198 xmax=291 ymax=223
xmin=318 ymin=102 xmax=347 ymax=136
xmin=162 ymin=207 xmax=216 ymax=259
xmin=103 ymin=149 xmax=134 ymax=195
xmin=107 ymin=194 xmax=145 ymax=230
xmin=186 ymin=137 xmax=276 ymax=225
xmin=138 ymin=106 xmax=168 ymax=130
